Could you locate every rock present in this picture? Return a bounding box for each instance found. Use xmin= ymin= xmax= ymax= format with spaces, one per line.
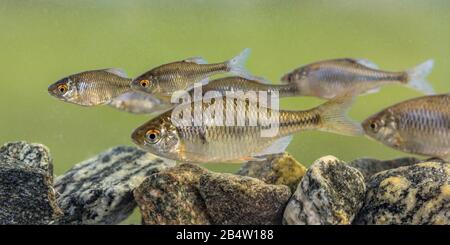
xmin=349 ymin=157 xmax=421 ymax=179
xmin=134 ymin=163 xmax=211 ymax=225
xmin=0 ymin=141 xmax=61 ymax=225
xmin=199 ymin=172 xmax=291 ymax=225
xmin=237 ymin=152 xmax=307 ymax=192
xmin=55 ymin=146 xmax=174 ymax=225
xmin=354 ymin=161 xmax=450 ymax=225
xmin=283 ymin=156 xmax=366 ymax=225
xmin=0 ymin=141 xmax=53 ymax=175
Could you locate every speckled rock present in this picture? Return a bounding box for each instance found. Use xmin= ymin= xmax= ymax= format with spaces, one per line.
xmin=0 ymin=141 xmax=53 ymax=175
xmin=283 ymin=156 xmax=366 ymax=225
xmin=0 ymin=141 xmax=61 ymax=225
xmin=237 ymin=152 xmax=307 ymax=192
xmin=354 ymin=161 xmax=450 ymax=225
xmin=199 ymin=172 xmax=291 ymax=225
xmin=349 ymin=157 xmax=421 ymax=179
xmin=134 ymin=163 xmax=211 ymax=225
xmin=55 ymin=146 xmax=174 ymax=225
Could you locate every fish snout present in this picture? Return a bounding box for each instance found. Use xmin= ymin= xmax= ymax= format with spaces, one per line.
xmin=280 ymin=73 xmax=291 ymax=83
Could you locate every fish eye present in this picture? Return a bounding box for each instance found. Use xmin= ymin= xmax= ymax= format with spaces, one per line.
xmin=57 ymin=84 xmax=68 ymax=94
xmin=370 ymin=122 xmax=377 ymax=130
xmin=145 ymin=129 xmax=160 ymax=144
xmin=139 ymin=79 xmax=150 ymax=88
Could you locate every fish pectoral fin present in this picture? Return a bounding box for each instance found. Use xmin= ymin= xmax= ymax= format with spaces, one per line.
xmin=252 ymin=135 xmax=293 ymax=158
xmin=103 ymin=68 xmax=128 ymax=78
xmin=184 ymin=57 xmax=208 ymax=64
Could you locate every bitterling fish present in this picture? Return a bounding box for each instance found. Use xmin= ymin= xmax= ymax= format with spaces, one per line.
xmin=362 ymin=94 xmax=450 ymax=160
xmin=186 ymin=76 xmax=298 ymax=98
xmin=48 ymin=69 xmax=169 ymax=114
xmin=281 ymin=58 xmax=435 ymax=99
xmin=130 ymin=48 xmax=252 ymax=101
xmin=131 ymin=95 xmax=361 ymax=163
xmin=49 ymin=68 xmax=131 ymax=106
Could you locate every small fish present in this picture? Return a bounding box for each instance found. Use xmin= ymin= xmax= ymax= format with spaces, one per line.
xmin=362 ymin=94 xmax=450 ymax=160
xmin=109 ymin=91 xmax=173 ymax=114
xmin=130 ymin=48 xmax=252 ymax=101
xmin=131 ymin=95 xmax=361 ymax=163
xmin=48 ymin=68 xmax=131 ymax=106
xmin=281 ymin=58 xmax=435 ymax=99
xmin=49 ymin=69 xmax=169 ymax=114
xmin=186 ymin=76 xmax=298 ymax=98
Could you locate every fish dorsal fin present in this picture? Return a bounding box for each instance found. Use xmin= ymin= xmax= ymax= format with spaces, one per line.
xmin=104 ymin=68 xmax=128 ymax=78
xmin=252 ymin=76 xmax=272 ymax=84
xmin=184 ymin=57 xmax=208 ymax=64
xmin=252 ymin=135 xmax=293 ymax=157
xmin=334 ymin=58 xmax=379 ymax=70
xmin=354 ymin=59 xmax=379 ymax=69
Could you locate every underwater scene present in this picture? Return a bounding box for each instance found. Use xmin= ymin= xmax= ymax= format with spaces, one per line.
xmin=0 ymin=0 xmax=449 ymax=226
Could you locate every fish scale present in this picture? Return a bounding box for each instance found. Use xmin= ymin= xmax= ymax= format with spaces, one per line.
xmin=281 ymin=58 xmax=434 ymax=98
xmin=130 ymin=48 xmax=252 ymax=101
xmin=132 ymin=95 xmax=361 ymax=163
xmin=363 ymin=94 xmax=450 ymax=159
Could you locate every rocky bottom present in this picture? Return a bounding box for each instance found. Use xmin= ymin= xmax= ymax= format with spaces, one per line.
xmin=0 ymin=141 xmax=448 ymax=225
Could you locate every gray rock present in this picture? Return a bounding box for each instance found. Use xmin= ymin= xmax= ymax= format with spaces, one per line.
xmin=200 ymin=172 xmax=291 ymax=225
xmin=237 ymin=152 xmax=307 ymax=192
xmin=0 ymin=141 xmax=61 ymax=225
xmin=134 ymin=163 xmax=211 ymax=225
xmin=354 ymin=161 xmax=450 ymax=225
xmin=0 ymin=141 xmax=53 ymax=175
xmin=55 ymin=146 xmax=174 ymax=225
xmin=349 ymin=157 xmax=421 ymax=179
xmin=283 ymin=156 xmax=366 ymax=225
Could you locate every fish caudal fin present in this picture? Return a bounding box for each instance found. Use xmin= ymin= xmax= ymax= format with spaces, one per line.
xmin=315 ymin=95 xmax=363 ymax=136
xmin=406 ymin=59 xmax=435 ymax=95
xmin=227 ymin=48 xmax=252 ymax=79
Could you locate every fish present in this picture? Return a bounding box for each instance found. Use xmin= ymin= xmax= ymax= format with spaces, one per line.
xmin=362 ymin=94 xmax=450 ymax=160
xmin=48 ymin=68 xmax=131 ymax=106
xmin=280 ymin=58 xmax=435 ymax=99
xmin=131 ymin=95 xmax=362 ymax=163
xmin=185 ymin=76 xmax=299 ymax=99
xmin=130 ymin=48 xmax=252 ymax=101
xmin=109 ymin=91 xmax=173 ymax=114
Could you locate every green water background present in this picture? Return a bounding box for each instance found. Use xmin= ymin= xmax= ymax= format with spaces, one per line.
xmin=0 ymin=0 xmax=449 ymax=224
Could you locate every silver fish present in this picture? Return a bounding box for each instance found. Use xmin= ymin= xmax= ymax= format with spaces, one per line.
xmin=130 ymin=49 xmax=252 ymax=101
xmin=281 ymin=58 xmax=434 ymax=99
xmin=131 ymin=95 xmax=361 ymax=163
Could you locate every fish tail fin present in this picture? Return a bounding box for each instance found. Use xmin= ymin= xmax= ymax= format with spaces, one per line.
xmin=406 ymin=59 xmax=435 ymax=95
xmin=315 ymin=94 xmax=363 ymax=136
xmin=227 ymin=48 xmax=252 ymax=79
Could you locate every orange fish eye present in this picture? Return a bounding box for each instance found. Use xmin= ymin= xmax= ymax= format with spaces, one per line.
xmin=57 ymin=84 xmax=68 ymax=94
xmin=139 ymin=79 xmax=150 ymax=88
xmin=145 ymin=129 xmax=160 ymax=144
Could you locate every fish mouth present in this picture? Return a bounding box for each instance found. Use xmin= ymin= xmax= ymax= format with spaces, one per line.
xmin=280 ymin=73 xmax=291 ymax=83
xmin=47 ymin=83 xmax=56 ymax=95
xmin=361 ymin=118 xmax=372 ymax=135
